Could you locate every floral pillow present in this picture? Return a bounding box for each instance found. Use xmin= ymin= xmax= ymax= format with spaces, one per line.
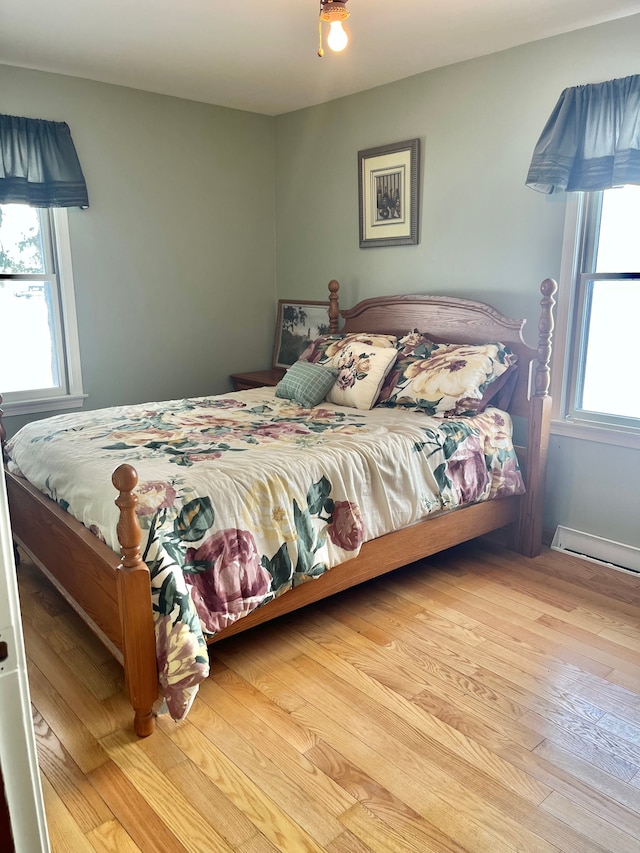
xmin=379 ymin=339 xmax=518 ymax=416
xmin=395 ymin=328 xmax=437 ymax=357
xmin=377 ymin=329 xmax=439 ymax=404
xmin=326 ymin=343 xmax=398 ymax=410
xmin=300 ymin=332 xmax=397 ymax=366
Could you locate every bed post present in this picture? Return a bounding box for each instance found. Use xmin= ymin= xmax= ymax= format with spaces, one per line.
xmin=328 ymin=279 xmax=340 ymax=333
xmin=112 ymin=464 xmax=158 ymax=737
xmin=516 ymin=278 xmax=557 ymax=558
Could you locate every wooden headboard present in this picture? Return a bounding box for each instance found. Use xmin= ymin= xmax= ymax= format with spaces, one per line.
xmin=327 ymin=280 xmax=556 ymax=420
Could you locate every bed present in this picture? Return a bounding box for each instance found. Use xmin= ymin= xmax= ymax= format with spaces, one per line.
xmin=0 ymin=279 xmax=556 ymax=737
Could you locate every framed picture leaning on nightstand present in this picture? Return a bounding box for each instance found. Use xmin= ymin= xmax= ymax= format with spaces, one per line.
xmin=273 ymin=300 xmax=331 ymax=369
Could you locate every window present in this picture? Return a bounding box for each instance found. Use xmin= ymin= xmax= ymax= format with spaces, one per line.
xmin=0 ymin=204 xmax=84 ymax=415
xmin=554 ymin=185 xmax=640 ymax=446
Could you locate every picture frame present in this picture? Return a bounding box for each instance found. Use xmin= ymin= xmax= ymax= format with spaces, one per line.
xmin=272 ymin=300 xmax=332 ymax=369
xmin=358 ymin=138 xmax=420 ymax=248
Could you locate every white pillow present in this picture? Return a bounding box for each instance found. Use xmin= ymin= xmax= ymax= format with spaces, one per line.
xmin=327 ymin=343 xmax=398 ymax=410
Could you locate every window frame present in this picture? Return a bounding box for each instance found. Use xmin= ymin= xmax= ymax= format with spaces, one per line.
xmin=0 ymin=207 xmax=86 ymax=416
xmin=551 ymin=192 xmax=640 ymax=449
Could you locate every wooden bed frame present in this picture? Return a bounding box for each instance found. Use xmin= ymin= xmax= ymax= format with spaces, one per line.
xmin=0 ymin=279 xmax=556 ymax=737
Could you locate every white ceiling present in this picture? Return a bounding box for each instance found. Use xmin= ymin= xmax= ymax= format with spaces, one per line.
xmin=2 ymin=0 xmax=640 ymax=116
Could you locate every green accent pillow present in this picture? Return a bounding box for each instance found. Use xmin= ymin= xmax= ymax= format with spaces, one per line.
xmin=275 ymin=360 xmax=338 ymax=408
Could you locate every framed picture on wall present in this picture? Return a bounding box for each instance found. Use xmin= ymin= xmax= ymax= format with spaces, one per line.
xmin=272 ymin=300 xmax=332 ymax=369
xmin=358 ymin=138 xmax=420 ymax=248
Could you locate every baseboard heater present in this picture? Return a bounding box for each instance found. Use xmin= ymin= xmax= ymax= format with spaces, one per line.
xmin=551 ymin=526 xmax=640 ymax=576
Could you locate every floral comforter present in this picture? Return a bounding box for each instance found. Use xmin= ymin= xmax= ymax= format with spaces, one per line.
xmin=6 ymin=388 xmax=524 ymax=719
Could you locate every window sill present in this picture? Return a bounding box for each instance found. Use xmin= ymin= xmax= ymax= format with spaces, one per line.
xmin=551 ymin=417 xmax=640 ymax=450
xmin=2 ymin=394 xmax=87 ymax=418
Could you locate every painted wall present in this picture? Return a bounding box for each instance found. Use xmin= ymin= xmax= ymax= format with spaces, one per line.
xmin=273 ymin=15 xmax=640 ymax=547
xmin=1 ymin=64 xmax=276 ymax=435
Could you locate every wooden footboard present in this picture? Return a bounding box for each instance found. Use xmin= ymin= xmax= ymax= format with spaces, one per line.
xmin=5 ymin=462 xmax=158 ymax=737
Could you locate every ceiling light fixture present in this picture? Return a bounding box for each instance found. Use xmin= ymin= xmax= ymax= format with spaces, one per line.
xmin=318 ymin=0 xmax=350 ymax=58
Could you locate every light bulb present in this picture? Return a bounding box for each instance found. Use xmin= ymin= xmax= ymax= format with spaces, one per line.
xmin=327 ymin=21 xmax=348 ymax=52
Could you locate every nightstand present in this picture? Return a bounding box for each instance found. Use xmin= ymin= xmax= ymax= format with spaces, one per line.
xmin=230 ymin=368 xmax=285 ymax=391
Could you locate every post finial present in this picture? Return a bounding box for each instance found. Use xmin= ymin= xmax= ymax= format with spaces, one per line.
xmin=113 ymin=464 xmax=143 ymax=569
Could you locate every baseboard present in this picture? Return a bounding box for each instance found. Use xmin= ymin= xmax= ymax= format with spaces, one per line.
xmin=551 ymin=526 xmax=640 ymax=576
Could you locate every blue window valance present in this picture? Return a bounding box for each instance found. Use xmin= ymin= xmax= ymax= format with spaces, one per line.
xmin=0 ymin=113 xmax=89 ymax=208
xmin=526 ymin=74 xmax=640 ymax=194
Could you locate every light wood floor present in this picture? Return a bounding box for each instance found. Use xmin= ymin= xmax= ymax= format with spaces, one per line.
xmin=16 ymin=538 xmax=640 ymax=853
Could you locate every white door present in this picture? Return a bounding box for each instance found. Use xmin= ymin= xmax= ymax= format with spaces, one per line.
xmin=0 ymin=464 xmax=50 ymax=852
